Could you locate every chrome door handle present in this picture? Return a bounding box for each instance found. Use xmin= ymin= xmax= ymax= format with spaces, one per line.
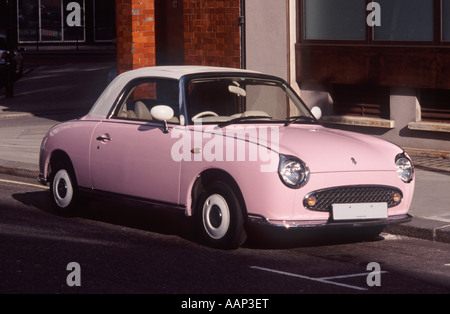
xmin=96 ymin=135 xmax=112 ymax=142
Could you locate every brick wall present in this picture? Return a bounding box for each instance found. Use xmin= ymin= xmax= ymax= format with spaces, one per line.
xmin=184 ymin=0 xmax=242 ymax=68
xmin=115 ymin=0 xmax=242 ymax=73
xmin=116 ymin=0 xmax=156 ymax=74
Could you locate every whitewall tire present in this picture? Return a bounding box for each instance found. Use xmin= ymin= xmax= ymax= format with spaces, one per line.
xmin=202 ymin=194 xmax=231 ymax=240
xmin=195 ymin=181 xmax=246 ymax=249
xmin=50 ymin=163 xmax=79 ymax=216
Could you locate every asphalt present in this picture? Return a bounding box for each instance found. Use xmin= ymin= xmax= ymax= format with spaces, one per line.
xmin=0 ymin=50 xmax=449 ymax=244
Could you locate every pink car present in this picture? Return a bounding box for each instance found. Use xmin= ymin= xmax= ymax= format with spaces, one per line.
xmin=38 ymin=66 xmax=414 ymax=249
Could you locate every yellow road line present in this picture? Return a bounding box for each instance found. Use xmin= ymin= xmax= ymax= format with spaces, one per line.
xmin=0 ymin=178 xmax=49 ymax=190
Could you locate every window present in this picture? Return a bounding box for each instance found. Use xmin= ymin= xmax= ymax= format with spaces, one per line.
xmin=297 ymin=1 xmax=450 ymax=90
xmin=63 ymin=0 xmax=85 ymax=42
xmin=18 ymin=0 xmax=39 ymax=42
xmin=114 ymin=79 xmax=180 ymax=123
xmin=332 ymin=84 xmax=390 ymax=119
xmin=18 ymin=0 xmax=85 ymax=43
xmin=301 ymin=0 xmax=439 ymax=44
xmin=374 ymin=0 xmax=434 ymax=42
xmin=41 ymin=0 xmax=63 ymax=41
xmin=419 ymin=89 xmax=450 ymax=123
xmin=303 ymin=0 xmax=366 ymax=40
xmin=442 ymin=0 xmax=450 ymax=41
xmin=94 ymin=0 xmax=116 ymax=42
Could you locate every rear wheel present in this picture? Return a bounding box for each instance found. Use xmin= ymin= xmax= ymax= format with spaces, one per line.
xmin=49 ymin=162 xmax=79 ymax=216
xmin=195 ymin=181 xmax=246 ymax=249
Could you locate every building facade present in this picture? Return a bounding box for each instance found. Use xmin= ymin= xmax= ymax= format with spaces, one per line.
xmin=295 ymin=0 xmax=450 ymax=154
xmin=6 ymin=0 xmax=450 ymax=153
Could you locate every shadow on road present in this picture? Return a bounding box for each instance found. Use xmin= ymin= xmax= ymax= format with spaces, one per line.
xmin=12 ymin=189 xmax=385 ymax=251
xmin=12 ymin=190 xmax=197 ymax=243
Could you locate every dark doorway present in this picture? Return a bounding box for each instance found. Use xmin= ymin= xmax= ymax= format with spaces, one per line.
xmin=155 ymin=0 xmax=184 ymax=65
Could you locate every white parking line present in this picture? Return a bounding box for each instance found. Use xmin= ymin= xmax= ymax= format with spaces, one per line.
xmin=0 ymin=178 xmax=49 ymax=190
xmin=318 ymin=271 xmax=388 ymax=281
xmin=250 ymin=266 xmax=385 ymax=291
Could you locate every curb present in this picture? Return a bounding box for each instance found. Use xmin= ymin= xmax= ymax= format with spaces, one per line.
xmin=0 ymin=112 xmax=34 ymax=120
xmin=385 ymin=217 xmax=450 ymax=243
xmin=0 ymin=164 xmax=39 ymax=180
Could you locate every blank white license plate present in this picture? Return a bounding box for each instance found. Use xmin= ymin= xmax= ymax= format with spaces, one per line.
xmin=332 ymin=203 xmax=388 ymax=220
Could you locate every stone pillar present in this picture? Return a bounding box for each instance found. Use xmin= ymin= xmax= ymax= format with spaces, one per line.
xmin=116 ymin=0 xmax=156 ymax=74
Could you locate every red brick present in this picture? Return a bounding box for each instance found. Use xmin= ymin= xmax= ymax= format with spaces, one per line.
xmin=116 ymin=0 xmax=241 ymax=72
xmin=116 ymin=0 xmax=156 ymax=73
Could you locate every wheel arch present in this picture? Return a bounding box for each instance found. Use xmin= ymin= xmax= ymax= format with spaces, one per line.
xmin=189 ymin=168 xmax=247 ymax=219
xmin=48 ymin=150 xmax=77 ymax=183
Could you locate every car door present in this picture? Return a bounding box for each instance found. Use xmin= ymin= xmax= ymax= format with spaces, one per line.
xmin=89 ymin=120 xmax=181 ymax=204
xmin=89 ymin=78 xmax=182 ymax=205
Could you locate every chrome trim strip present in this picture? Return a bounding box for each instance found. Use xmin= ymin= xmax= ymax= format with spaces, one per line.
xmin=247 ymin=213 xmax=412 ymax=230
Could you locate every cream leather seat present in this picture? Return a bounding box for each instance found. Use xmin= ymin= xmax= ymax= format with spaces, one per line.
xmin=134 ymin=101 xmax=153 ymax=120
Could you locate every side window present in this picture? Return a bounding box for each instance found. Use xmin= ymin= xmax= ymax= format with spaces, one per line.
xmin=114 ymin=78 xmax=180 ymax=124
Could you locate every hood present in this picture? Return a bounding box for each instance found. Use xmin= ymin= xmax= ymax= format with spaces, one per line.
xmin=275 ymin=125 xmax=402 ymax=173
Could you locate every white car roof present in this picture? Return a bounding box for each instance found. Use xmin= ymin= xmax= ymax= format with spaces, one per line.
xmin=89 ymin=66 xmax=261 ymax=118
xmin=119 ymin=65 xmax=260 ymax=80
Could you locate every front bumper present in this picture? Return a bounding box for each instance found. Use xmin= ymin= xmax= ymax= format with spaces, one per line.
xmin=38 ymin=173 xmax=48 ymax=185
xmin=247 ymin=213 xmax=412 ymax=230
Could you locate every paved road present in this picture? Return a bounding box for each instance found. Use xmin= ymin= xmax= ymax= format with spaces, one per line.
xmin=1 ymin=173 xmax=449 ymax=297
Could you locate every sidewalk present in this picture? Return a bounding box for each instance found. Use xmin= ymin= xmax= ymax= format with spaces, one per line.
xmin=0 ymin=56 xmax=449 ymax=244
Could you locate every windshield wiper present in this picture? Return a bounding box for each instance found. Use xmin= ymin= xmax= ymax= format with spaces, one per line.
xmin=216 ymin=116 xmax=272 ymax=128
xmin=284 ymin=115 xmax=317 ymax=127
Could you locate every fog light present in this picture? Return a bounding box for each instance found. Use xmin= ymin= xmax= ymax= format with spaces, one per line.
xmin=306 ymin=195 xmax=317 ymax=207
xmin=393 ymin=192 xmax=401 ymax=203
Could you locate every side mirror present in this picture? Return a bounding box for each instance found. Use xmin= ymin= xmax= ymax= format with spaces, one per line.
xmin=311 ymin=106 xmax=322 ymax=120
xmin=151 ymin=105 xmax=174 ymax=133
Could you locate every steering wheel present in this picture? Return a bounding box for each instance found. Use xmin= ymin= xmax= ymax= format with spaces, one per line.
xmin=191 ymin=111 xmax=219 ymax=121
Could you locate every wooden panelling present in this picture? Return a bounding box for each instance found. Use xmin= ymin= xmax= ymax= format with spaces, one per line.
xmin=296 ymin=44 xmax=450 ymax=89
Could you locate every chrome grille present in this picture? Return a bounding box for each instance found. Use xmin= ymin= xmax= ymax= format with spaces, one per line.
xmin=304 ymin=185 xmax=402 ymax=211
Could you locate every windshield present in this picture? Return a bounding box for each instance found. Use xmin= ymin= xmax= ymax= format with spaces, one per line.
xmin=186 ymin=76 xmax=314 ymax=125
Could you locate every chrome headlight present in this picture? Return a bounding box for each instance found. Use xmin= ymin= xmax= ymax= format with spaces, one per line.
xmin=395 ymin=153 xmax=414 ymax=183
xmin=278 ymin=155 xmax=310 ymax=189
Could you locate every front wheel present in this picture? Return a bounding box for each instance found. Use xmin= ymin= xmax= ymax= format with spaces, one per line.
xmin=195 ymin=181 xmax=246 ymax=249
xmin=49 ymin=163 xmax=79 ymax=216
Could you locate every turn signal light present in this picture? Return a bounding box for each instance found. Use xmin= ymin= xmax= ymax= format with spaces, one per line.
xmin=393 ymin=192 xmax=401 ymax=203
xmin=306 ymin=195 xmax=317 ymax=207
